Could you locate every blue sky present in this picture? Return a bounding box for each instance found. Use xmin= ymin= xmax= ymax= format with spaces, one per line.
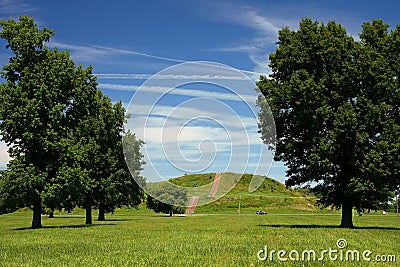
xmin=0 ymin=0 xmax=399 ymax=182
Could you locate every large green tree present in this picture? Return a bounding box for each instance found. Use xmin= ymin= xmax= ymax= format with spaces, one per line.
xmin=0 ymin=16 xmax=146 ymax=227
xmin=258 ymin=18 xmax=400 ymax=228
xmin=0 ymin=16 xmax=98 ymax=228
xmin=146 ymin=182 xmax=187 ymax=216
xmin=95 ymin=130 xmax=145 ymax=221
xmin=81 ymin=96 xmax=145 ymax=223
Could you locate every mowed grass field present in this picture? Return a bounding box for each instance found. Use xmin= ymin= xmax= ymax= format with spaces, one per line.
xmin=0 ymin=208 xmax=399 ymax=266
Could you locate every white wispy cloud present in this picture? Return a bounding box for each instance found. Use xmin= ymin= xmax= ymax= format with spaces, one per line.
xmin=124 ymin=99 xmax=274 ymax=181
xmin=48 ymin=41 xmax=125 ymax=62
xmin=226 ymin=6 xmax=281 ymax=37
xmin=91 ymin=44 xmax=185 ymax=63
xmin=48 ymin=41 xmax=185 ymax=64
xmin=95 ymin=73 xmax=248 ymax=80
xmin=49 ymin=41 xmax=263 ymax=81
xmin=126 ymin=102 xmax=262 ymax=132
xmin=209 ymin=45 xmax=260 ymax=53
xmin=0 ymin=0 xmax=36 ymax=16
xmin=49 ymin=42 xmax=114 ymax=56
xmin=118 ymin=79 xmax=274 ymax=181
xmin=99 ymin=83 xmax=257 ymax=103
xmin=206 ymin=4 xmax=286 ymax=76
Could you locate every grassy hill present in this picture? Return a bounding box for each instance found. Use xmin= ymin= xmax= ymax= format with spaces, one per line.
xmin=168 ymin=173 xmax=318 ymax=213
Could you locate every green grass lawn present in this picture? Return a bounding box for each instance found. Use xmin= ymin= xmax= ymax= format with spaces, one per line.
xmin=0 ymin=208 xmax=399 ymax=266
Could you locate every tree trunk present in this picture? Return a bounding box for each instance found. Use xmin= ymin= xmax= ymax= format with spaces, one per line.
xmin=48 ymin=208 xmax=54 ymax=218
xmin=85 ymin=205 xmax=92 ymax=225
xmin=31 ymin=198 xmax=42 ymax=229
xmin=169 ymin=210 xmax=173 ymax=217
xmin=340 ymin=202 xmax=354 ymax=228
xmin=97 ymin=204 xmax=105 ymax=221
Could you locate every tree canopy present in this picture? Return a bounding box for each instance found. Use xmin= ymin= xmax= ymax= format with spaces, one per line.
xmin=0 ymin=16 xmax=145 ymax=228
xmin=0 ymin=16 xmax=98 ymax=228
xmin=146 ymin=182 xmax=187 ymax=216
xmin=258 ymin=18 xmax=400 ymax=228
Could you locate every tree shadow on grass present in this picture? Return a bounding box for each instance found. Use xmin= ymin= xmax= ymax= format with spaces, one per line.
xmin=96 ymin=219 xmax=133 ymax=222
xmin=258 ymin=224 xmax=400 ymax=230
xmin=13 ymin=223 xmax=116 ymax=231
xmin=147 ymin=214 xmax=186 ymax=218
xmin=46 ymin=216 xmax=134 ymax=222
xmin=48 ymin=216 xmax=85 ymax=219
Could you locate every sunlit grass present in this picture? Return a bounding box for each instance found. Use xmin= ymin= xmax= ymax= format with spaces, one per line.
xmin=0 ymin=208 xmax=399 ymax=266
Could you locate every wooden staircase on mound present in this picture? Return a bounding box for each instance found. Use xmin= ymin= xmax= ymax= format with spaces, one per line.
xmin=209 ymin=173 xmax=221 ymax=197
xmin=185 ymin=173 xmax=221 ymax=214
xmin=185 ymin=196 xmax=199 ymax=214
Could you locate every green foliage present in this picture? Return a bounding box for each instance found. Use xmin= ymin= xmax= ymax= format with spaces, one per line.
xmin=0 ymin=16 xmax=97 ymax=228
xmin=0 ymin=159 xmax=38 ymax=214
xmin=0 ymin=16 xmax=145 ymax=226
xmin=258 ymin=18 xmax=400 ymax=227
xmin=93 ymin=127 xmax=145 ymax=218
xmin=146 ymin=182 xmax=187 ymax=215
xmin=123 ymin=130 xmax=146 ymax=191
